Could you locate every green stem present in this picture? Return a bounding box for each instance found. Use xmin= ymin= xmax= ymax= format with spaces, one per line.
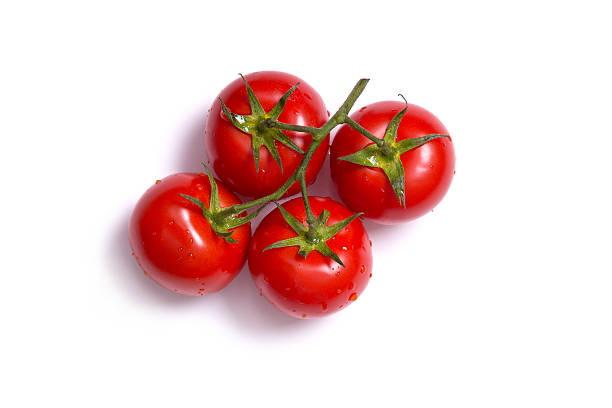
xmin=344 ymin=117 xmax=384 ymax=147
xmin=299 ymin=175 xmax=316 ymax=225
xmin=216 ymin=78 xmax=370 ymax=218
xmin=262 ymin=120 xmax=318 ymax=135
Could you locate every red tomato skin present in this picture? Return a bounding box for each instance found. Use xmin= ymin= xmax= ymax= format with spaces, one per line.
xmin=206 ymin=71 xmax=330 ymax=198
xmin=128 ymin=173 xmax=250 ymax=296
xmin=248 ymin=197 xmax=372 ymax=319
xmin=330 ymin=101 xmax=455 ymax=224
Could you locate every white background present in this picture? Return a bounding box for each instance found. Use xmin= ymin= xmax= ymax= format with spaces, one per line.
xmin=1 ymin=1 xmax=611 ymax=407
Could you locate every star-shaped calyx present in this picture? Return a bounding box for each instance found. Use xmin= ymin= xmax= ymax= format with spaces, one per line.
xmin=218 ymin=74 xmax=305 ymax=173
xmin=264 ymin=201 xmax=362 ymax=267
xmin=178 ymin=165 xmax=262 ymax=243
xmin=339 ymin=96 xmax=449 ymax=206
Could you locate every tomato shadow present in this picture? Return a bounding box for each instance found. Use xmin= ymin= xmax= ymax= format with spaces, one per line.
xmin=305 ymin=153 xmax=341 ymax=202
xmin=218 ymin=266 xmax=316 ymax=335
xmin=174 ymin=106 xmax=211 ymax=172
xmin=217 ymin=207 xmax=322 ymax=336
xmin=107 ymin=209 xmax=200 ymax=307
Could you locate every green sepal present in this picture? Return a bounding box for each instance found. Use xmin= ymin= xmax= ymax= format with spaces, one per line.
xmin=264 ymin=237 xmax=310 ymax=254
xmin=314 ymin=242 xmax=344 ymax=267
xmin=273 ymin=201 xmax=308 ymax=235
xmin=396 ymin=134 xmax=449 ymax=154
xmin=268 ymin=82 xmax=300 ymax=119
xmin=383 ymin=103 xmax=407 ymax=145
xmin=239 ymin=73 xmax=265 ymax=116
xmin=321 ymin=212 xmax=363 ymax=240
xmin=382 ymin=157 xmax=406 ymax=207
xmin=263 ymin=202 xmax=363 ymax=268
xmin=204 ymin=165 xmax=221 ymax=212
xmin=178 ymin=194 xmax=213 ymax=219
xmin=225 ymin=205 xmax=265 ymax=229
xmin=177 ymin=166 xmax=258 ymax=244
xmin=339 ymin=144 xmax=385 ymax=168
xmin=338 ymin=97 xmax=450 ymax=207
xmin=218 ymin=75 xmax=305 ymax=173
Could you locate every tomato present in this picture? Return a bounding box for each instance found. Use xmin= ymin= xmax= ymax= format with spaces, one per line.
xmin=330 ymin=101 xmax=455 ymax=224
xmin=248 ymin=196 xmax=372 ymax=319
xmin=128 ymin=173 xmax=250 ymax=296
xmin=205 ymin=71 xmax=330 ymax=198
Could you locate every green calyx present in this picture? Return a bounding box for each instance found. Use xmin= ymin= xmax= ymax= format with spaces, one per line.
xmin=179 ymin=166 xmax=261 ymax=243
xmin=219 ymin=74 xmax=305 ymax=173
xmin=263 ymin=201 xmax=362 ymax=267
xmin=339 ymin=96 xmax=449 ymax=206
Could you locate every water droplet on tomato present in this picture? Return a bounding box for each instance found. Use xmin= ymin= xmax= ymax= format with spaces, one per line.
xmin=196 ymin=184 xmax=204 ymax=190
xmin=336 ymin=289 xmax=342 ymax=294
xmin=348 ymin=282 xmax=354 ymax=290
xmin=169 ymin=220 xmax=175 ymax=226
xmin=349 ymin=293 xmax=358 ymax=301
xmin=189 ymin=252 xmax=194 ymax=258
xmin=178 ymin=247 xmax=184 ymax=252
xmin=360 ymin=265 xmax=365 ymax=273
xmin=342 ymin=246 xmax=348 ymax=251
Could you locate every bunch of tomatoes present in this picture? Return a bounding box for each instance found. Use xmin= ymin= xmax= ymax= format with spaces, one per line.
xmin=129 ymin=71 xmax=455 ymax=319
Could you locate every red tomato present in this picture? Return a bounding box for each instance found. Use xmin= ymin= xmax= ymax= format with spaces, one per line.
xmin=248 ymin=197 xmax=372 ymax=319
xmin=330 ymin=101 xmax=455 ymax=224
xmin=128 ymin=173 xmax=250 ymax=296
xmin=206 ymin=71 xmax=330 ymax=198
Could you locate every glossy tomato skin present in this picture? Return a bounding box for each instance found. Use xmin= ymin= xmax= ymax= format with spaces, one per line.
xmin=128 ymin=173 xmax=250 ymax=296
xmin=330 ymin=101 xmax=455 ymax=224
xmin=248 ymin=197 xmax=372 ymax=319
xmin=206 ymin=71 xmax=330 ymax=198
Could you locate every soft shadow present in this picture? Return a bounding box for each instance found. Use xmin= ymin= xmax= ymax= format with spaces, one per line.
xmin=307 ymin=153 xmax=341 ymax=202
xmin=217 ymin=202 xmax=319 ymax=335
xmin=219 ymin=265 xmax=320 ymax=336
xmin=111 ymin=106 xmax=328 ymax=331
xmin=107 ymin=209 xmax=201 ymax=306
xmin=175 ymin=106 xmax=211 ymax=172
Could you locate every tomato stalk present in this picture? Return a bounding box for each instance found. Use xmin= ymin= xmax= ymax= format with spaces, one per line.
xmin=182 ymin=76 xmax=446 ymax=263
xmin=215 ymin=78 xmax=370 ymax=217
xmin=337 ymin=95 xmax=450 ymax=207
